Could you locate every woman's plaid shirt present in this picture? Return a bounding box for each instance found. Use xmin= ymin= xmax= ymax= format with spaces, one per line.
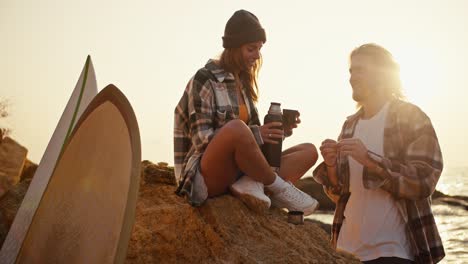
xmin=313 ymin=99 xmax=445 ymax=264
xmin=174 ymin=60 xmax=263 ymax=206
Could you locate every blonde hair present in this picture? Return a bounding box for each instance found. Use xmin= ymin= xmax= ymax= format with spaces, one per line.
xmin=350 ymin=43 xmax=405 ymax=101
xmin=219 ymin=47 xmax=262 ymax=102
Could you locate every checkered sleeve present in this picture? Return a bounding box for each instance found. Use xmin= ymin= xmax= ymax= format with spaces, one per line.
xmin=312 ymin=124 xmax=347 ymax=203
xmin=364 ymin=106 xmax=443 ymax=200
xmin=187 ymin=77 xmax=216 ymax=153
xmin=313 ymin=162 xmax=341 ymax=203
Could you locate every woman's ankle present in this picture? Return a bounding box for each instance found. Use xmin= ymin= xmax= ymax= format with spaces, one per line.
xmin=265 ymin=174 xmax=287 ymax=192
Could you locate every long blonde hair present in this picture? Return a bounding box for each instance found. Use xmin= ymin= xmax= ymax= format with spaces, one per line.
xmin=219 ymin=47 xmax=262 ymax=102
xmin=350 ymin=43 xmax=405 ymax=101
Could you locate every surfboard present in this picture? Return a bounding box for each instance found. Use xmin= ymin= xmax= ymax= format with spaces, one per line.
xmin=4 ymin=85 xmax=141 ymax=263
xmin=0 ymin=56 xmax=98 ymax=263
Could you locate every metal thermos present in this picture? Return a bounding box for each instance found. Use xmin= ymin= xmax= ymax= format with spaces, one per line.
xmin=262 ymin=102 xmax=283 ymax=172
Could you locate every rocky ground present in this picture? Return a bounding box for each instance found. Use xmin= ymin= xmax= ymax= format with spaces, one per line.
xmin=125 ymin=161 xmax=359 ymax=263
xmin=0 ymin=146 xmax=359 ymax=263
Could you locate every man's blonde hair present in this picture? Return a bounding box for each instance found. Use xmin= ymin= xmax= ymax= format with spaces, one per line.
xmin=350 ymin=43 xmax=405 ymax=101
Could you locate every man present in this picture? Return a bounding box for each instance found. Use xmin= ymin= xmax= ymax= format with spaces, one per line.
xmin=314 ymin=43 xmax=444 ymax=264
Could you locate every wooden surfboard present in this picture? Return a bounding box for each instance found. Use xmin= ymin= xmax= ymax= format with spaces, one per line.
xmin=0 ymin=56 xmax=98 ymax=263
xmin=4 ymin=85 xmax=141 ymax=263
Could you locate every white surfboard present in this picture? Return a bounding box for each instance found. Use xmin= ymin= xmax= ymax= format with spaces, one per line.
xmin=0 ymin=56 xmax=98 ymax=263
xmin=12 ymin=85 xmax=141 ymax=263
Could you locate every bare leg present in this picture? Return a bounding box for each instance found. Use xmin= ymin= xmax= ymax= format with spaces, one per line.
xmin=279 ymin=143 xmax=318 ymax=183
xmin=200 ymin=120 xmax=275 ymax=197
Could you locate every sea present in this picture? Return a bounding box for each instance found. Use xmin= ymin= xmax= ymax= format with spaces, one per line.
xmin=307 ymin=166 xmax=468 ymax=264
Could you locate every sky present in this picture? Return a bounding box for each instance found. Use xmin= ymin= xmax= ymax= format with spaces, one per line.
xmin=1 ymin=0 xmax=467 ymax=174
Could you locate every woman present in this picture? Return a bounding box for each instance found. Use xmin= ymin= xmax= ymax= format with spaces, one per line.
xmin=174 ymin=10 xmax=319 ymax=215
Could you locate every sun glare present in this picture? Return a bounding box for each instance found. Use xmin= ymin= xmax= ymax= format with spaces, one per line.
xmin=393 ymin=47 xmax=442 ymax=108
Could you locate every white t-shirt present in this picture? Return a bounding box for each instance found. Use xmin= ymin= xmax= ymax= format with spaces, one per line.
xmin=337 ymin=103 xmax=413 ymax=261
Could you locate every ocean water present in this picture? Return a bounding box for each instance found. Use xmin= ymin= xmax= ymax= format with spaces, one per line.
xmin=307 ymin=167 xmax=468 ymax=264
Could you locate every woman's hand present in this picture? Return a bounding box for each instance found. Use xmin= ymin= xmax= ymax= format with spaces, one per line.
xmin=319 ymin=139 xmax=338 ymax=167
xmin=260 ymin=122 xmax=284 ymax=144
xmin=283 ymin=116 xmax=300 ymax=137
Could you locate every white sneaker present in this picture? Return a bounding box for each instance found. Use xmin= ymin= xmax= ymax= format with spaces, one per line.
xmin=270 ymin=181 xmax=319 ymax=216
xmin=230 ymin=175 xmax=271 ymax=213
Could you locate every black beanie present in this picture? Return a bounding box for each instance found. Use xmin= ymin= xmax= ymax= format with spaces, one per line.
xmin=222 ymin=10 xmax=266 ymax=48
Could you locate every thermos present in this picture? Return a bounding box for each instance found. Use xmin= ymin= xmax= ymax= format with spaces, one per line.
xmin=262 ymin=102 xmax=283 ymax=172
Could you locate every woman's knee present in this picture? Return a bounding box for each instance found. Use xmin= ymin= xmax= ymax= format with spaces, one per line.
xmin=220 ymin=119 xmax=255 ymax=143
xmin=299 ymin=143 xmax=318 ymax=166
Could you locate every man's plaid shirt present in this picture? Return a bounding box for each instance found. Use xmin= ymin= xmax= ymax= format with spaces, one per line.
xmin=313 ymin=99 xmax=445 ymax=264
xmin=174 ymin=60 xmax=264 ymax=206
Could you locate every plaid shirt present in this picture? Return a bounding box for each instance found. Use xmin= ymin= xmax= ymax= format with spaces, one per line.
xmin=313 ymin=99 xmax=445 ymax=264
xmin=174 ymin=60 xmax=264 ymax=206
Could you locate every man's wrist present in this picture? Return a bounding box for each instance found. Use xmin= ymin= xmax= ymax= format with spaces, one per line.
xmin=365 ymin=157 xmax=384 ymax=173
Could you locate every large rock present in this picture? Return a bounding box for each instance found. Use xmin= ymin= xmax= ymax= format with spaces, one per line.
xmin=140 ymin=160 xmax=176 ymax=186
xmin=0 ymin=159 xmax=37 ymax=248
xmin=0 ymin=159 xmax=358 ymax=263
xmin=0 ymin=178 xmax=32 ymax=247
xmin=0 ymin=137 xmax=28 ymax=198
xmin=126 ymin=161 xmax=359 ymax=263
xmin=19 ymin=159 xmax=38 ymax=182
xmin=432 ymin=189 xmax=468 ymax=210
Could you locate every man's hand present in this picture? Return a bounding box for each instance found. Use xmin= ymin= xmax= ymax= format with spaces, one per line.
xmin=319 ymin=139 xmax=338 ymax=167
xmin=338 ymin=138 xmax=375 ymax=168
